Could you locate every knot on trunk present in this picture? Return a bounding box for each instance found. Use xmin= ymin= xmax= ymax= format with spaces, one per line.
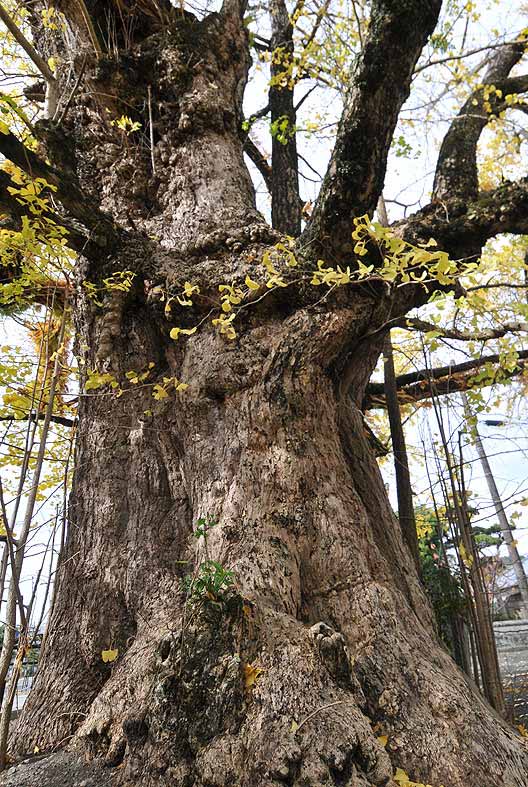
xmin=310 ymin=622 xmax=353 ymax=689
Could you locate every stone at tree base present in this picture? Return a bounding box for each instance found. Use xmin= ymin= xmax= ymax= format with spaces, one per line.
xmin=0 ymin=750 xmax=113 ymax=787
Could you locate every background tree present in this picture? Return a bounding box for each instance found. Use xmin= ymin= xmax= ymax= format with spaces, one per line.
xmin=1 ymin=1 xmax=528 ymax=786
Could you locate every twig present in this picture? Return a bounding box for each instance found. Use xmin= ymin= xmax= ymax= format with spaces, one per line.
xmin=56 ymin=58 xmax=87 ymax=124
xmin=0 ymin=304 xmax=68 ymax=770
xmin=30 ymin=516 xmax=58 ymax=649
xmin=415 ymin=38 xmax=524 ymax=75
xmin=0 ymin=413 xmax=75 ymax=428
xmin=0 ymin=479 xmax=26 ymax=630
xmin=74 ymin=0 xmax=103 ymax=58
xmin=294 ymin=700 xmax=344 ymax=733
xmin=147 ymin=85 xmax=156 ymax=175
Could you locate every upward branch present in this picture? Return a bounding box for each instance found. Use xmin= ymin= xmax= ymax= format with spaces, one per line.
xmin=303 ymin=0 xmax=442 ymax=263
xmin=433 ymin=41 xmax=527 ymax=201
xmin=269 ymin=0 xmax=302 ymax=236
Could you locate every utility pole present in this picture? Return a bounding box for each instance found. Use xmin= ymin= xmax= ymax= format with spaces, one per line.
xmin=462 ymin=394 xmax=528 ymax=618
xmin=379 ymin=196 xmax=420 ymax=572
xmin=383 ymin=333 xmax=420 ymax=571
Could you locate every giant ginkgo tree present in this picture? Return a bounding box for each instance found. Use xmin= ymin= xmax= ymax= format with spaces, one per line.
xmin=1 ymin=1 xmax=528 ymax=786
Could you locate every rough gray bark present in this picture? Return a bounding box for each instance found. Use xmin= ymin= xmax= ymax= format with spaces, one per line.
xmin=13 ymin=318 xmax=528 ymax=787
xmin=2 ymin=3 xmax=528 ymax=787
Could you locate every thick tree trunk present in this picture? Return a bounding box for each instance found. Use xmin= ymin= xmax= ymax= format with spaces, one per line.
xmin=11 ymin=299 xmax=528 ymax=786
xmin=4 ymin=4 xmax=528 ymax=786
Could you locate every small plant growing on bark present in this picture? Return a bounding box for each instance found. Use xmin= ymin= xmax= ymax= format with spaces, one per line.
xmin=182 ymin=560 xmax=235 ymax=603
xmin=182 ymin=518 xmax=235 ymax=605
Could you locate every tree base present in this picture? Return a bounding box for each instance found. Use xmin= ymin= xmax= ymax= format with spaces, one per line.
xmin=8 ymin=594 xmax=528 ymax=787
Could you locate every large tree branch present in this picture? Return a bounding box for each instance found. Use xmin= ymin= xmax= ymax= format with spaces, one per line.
xmin=0 ymin=170 xmax=96 ymax=254
xmin=364 ymin=349 xmax=528 ymax=409
xmin=0 ymin=130 xmax=118 ymax=252
xmin=400 ymin=176 xmax=528 ymax=261
xmin=433 ymin=42 xmax=527 ymax=201
xmin=302 ymin=0 xmax=442 ymax=263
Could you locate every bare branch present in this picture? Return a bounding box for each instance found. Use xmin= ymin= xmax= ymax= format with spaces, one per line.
xmin=244 ymin=135 xmax=273 ymax=195
xmin=0 ymin=2 xmax=58 ymax=117
xmin=0 ymin=413 xmax=75 ymax=429
xmin=466 ymin=282 xmax=528 ymax=292
xmin=52 ymin=0 xmax=175 ymax=52
xmin=404 ymin=317 xmax=528 ymax=342
xmin=383 ymin=334 xmax=420 ymax=568
xmin=247 ymin=104 xmax=271 ymax=122
xmin=269 ymin=0 xmax=302 ymax=235
xmin=414 ymin=37 xmax=525 ymax=75
xmin=70 ymin=0 xmax=103 ymax=56
xmin=364 ymin=349 xmax=528 ymax=409
xmin=301 ymin=0 xmax=330 ymax=51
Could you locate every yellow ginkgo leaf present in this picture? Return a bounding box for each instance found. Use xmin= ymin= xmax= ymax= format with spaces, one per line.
xmin=377 ymin=735 xmax=388 ymax=748
xmin=183 ymin=281 xmax=199 ymax=296
xmin=245 ymin=275 xmax=260 ymax=290
xmin=170 ymin=326 xmax=197 ymax=340
xmin=152 ymin=384 xmax=169 ymax=400
xmin=102 ymin=648 xmax=119 ymax=663
xmin=244 ymin=663 xmax=263 ymax=689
